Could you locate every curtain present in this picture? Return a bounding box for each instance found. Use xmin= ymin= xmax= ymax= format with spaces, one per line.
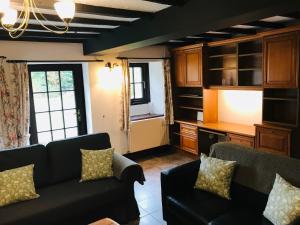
xmin=120 ymin=59 xmax=131 ymax=132
xmin=164 ymin=59 xmax=174 ymax=125
xmin=0 ymin=60 xmax=30 ymax=149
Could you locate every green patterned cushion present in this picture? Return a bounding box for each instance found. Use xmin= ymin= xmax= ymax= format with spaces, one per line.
xmin=194 ymin=153 xmax=236 ymax=199
xmin=0 ymin=164 xmax=39 ymax=207
xmin=80 ymin=148 xmax=114 ymax=182
xmin=263 ymin=174 xmax=300 ymax=225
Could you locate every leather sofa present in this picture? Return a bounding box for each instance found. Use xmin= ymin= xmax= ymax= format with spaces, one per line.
xmin=0 ymin=133 xmax=145 ymax=225
xmin=161 ymin=142 xmax=300 ymax=225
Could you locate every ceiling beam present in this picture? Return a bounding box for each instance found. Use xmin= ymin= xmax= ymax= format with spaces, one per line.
xmin=83 ymin=0 xmax=300 ymax=55
xmin=197 ymin=33 xmax=232 ymax=39
xmin=0 ymin=36 xmax=84 ymax=43
xmin=143 ymin=0 xmax=187 ymax=6
xmin=219 ymin=28 xmax=257 ymax=35
xmin=75 ymin=3 xmax=152 ymax=18
xmin=246 ymin=21 xmax=286 ymax=28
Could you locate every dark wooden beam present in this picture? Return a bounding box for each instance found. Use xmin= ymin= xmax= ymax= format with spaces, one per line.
xmin=219 ymin=27 xmax=257 ymax=35
xmin=143 ymin=0 xmax=187 ymax=6
xmin=75 ymin=3 xmax=152 ymax=18
xmin=284 ymin=12 xmax=300 ymax=19
xmin=246 ymin=21 xmax=286 ymax=28
xmin=83 ymin=0 xmax=300 ymax=55
xmin=197 ymin=33 xmax=232 ymax=39
xmin=29 ymin=13 xmax=130 ymax=26
xmin=0 ymin=36 xmax=84 ymax=43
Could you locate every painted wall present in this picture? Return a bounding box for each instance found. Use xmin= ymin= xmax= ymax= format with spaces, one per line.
xmin=218 ymin=90 xmax=263 ymax=126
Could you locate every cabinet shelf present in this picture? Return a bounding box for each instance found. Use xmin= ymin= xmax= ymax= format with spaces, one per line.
xmin=239 ymin=68 xmax=261 ymax=71
xmin=239 ymin=53 xmax=262 ymax=57
xmin=177 ymin=94 xmax=203 ymax=99
xmin=210 ymin=85 xmax=262 ymax=91
xmin=264 ymin=97 xmax=297 ymax=102
xmin=209 ymin=54 xmax=236 ymax=58
xmin=209 ymin=67 xmax=236 ymax=71
xmin=178 ymin=106 xmax=203 ymax=111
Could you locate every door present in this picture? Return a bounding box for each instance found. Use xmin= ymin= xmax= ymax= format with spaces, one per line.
xmin=174 ymin=51 xmax=186 ymax=87
xmin=28 ymin=64 xmax=87 ymax=145
xmin=186 ymin=48 xmax=202 ymax=86
xmin=263 ymin=32 xmax=299 ymax=88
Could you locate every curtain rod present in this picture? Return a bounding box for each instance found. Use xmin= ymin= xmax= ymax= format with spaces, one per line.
xmin=116 ymin=57 xmax=170 ymax=60
xmin=4 ymin=59 xmax=103 ymax=63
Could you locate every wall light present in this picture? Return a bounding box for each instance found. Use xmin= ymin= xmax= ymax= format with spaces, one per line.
xmin=105 ymin=62 xmax=119 ymax=71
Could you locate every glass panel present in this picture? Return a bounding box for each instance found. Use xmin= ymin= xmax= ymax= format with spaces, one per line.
xmin=134 ymin=67 xmax=142 ymax=82
xmin=47 ymin=71 xmax=60 ymax=91
xmin=31 ymin=72 xmax=47 ymax=93
xmin=38 ymin=132 xmax=52 ymax=145
xmin=60 ymin=71 xmax=74 ymax=91
xmin=62 ymin=91 xmax=76 ymax=109
xmin=50 ymin=111 xmax=64 ymax=130
xmin=66 ymin=127 xmax=78 ymax=138
xmin=134 ymin=83 xmax=143 ymax=99
xmin=33 ymin=93 xmax=49 ymax=112
xmin=129 ymin=67 xmax=134 ymax=83
xmin=36 ymin=113 xmax=51 ymax=132
xmin=64 ymin=109 xmax=77 ymax=128
xmin=130 ymin=85 xmax=134 ymax=99
xmin=49 ymin=92 xmax=62 ymax=111
xmin=52 ymin=130 xmax=65 ymax=141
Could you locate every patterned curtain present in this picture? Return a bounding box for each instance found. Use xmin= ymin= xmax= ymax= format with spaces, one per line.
xmin=0 ymin=60 xmax=30 ymax=149
xmin=120 ymin=59 xmax=131 ymax=132
xmin=164 ymin=59 xmax=174 ymax=125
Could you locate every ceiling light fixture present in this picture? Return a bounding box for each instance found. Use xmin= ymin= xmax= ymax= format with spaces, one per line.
xmin=0 ymin=0 xmax=76 ymax=39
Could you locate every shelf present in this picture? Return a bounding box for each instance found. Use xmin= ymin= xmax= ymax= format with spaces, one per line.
xmin=209 ymin=54 xmax=236 ymax=58
xmin=178 ymin=106 xmax=203 ymax=111
xmin=209 ymin=85 xmax=263 ymax=91
xmin=264 ymin=97 xmax=297 ymax=102
xmin=239 ymin=53 xmax=262 ymax=57
xmin=177 ymin=94 xmax=203 ymax=99
xmin=209 ymin=67 xmax=236 ymax=71
xmin=239 ymin=68 xmax=261 ymax=71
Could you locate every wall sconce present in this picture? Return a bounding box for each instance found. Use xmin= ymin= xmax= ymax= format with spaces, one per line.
xmin=105 ymin=62 xmax=119 ymax=71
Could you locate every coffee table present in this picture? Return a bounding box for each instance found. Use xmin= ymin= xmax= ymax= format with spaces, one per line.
xmin=89 ymin=218 xmax=119 ymax=225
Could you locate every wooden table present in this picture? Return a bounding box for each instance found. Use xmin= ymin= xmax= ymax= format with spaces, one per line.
xmin=89 ymin=218 xmax=119 ymax=225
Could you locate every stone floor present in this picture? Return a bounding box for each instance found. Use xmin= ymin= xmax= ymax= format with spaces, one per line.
xmin=126 ymin=149 xmax=196 ymax=225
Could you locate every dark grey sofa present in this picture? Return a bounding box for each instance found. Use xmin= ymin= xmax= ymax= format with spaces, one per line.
xmin=161 ymin=142 xmax=300 ymax=225
xmin=0 ymin=133 xmax=145 ymax=225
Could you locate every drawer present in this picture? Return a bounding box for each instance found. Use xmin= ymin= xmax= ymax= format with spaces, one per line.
xmin=255 ymin=125 xmax=291 ymax=156
xmin=181 ymin=135 xmax=198 ymax=155
xmin=180 ymin=124 xmax=197 ymax=137
xmin=228 ymin=133 xmax=255 ymax=148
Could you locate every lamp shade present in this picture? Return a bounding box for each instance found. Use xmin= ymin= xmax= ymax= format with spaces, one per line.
xmin=54 ymin=0 xmax=75 ymax=22
xmin=2 ymin=7 xmax=17 ymax=26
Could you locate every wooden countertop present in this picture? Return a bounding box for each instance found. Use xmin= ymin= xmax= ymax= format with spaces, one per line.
xmin=175 ymin=119 xmax=256 ymax=137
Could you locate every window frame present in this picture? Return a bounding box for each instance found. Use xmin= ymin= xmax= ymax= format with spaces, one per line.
xmin=28 ymin=64 xmax=87 ymax=144
xmin=129 ymin=63 xmax=151 ymax=105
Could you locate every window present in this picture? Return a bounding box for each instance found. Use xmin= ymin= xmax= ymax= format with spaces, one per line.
xmin=130 ymin=63 xmax=150 ymax=105
xmin=28 ymin=64 xmax=87 ymax=145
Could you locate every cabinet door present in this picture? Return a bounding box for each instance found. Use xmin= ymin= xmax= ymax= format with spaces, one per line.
xmin=174 ymin=51 xmax=186 ymax=87
xmin=255 ymin=125 xmax=291 ymax=156
xmin=186 ymin=48 xmax=202 ymax=86
xmin=228 ymin=133 xmax=255 ymax=148
xmin=263 ymin=32 xmax=299 ymax=88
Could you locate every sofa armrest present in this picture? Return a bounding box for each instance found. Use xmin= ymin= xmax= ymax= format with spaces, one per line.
xmin=113 ymin=153 xmax=145 ymax=185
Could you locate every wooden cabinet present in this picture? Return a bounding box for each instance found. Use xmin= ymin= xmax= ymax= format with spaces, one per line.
xmin=180 ymin=124 xmax=198 ymax=155
xmin=263 ymin=32 xmax=299 ymax=88
xmin=255 ymin=124 xmax=291 ymax=156
xmin=228 ymin=133 xmax=255 ymax=148
xmin=173 ymin=46 xmax=202 ymax=87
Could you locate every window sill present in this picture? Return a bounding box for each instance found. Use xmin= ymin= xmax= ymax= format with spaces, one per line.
xmin=131 ymin=114 xmax=164 ymax=122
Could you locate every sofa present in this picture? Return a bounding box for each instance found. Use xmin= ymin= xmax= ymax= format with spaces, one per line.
xmin=161 ymin=142 xmax=300 ymax=225
xmin=0 ymin=133 xmax=145 ymax=225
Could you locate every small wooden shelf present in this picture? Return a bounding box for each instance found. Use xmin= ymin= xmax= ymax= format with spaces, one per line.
xmin=239 ymin=68 xmax=261 ymax=71
xmin=177 ymin=94 xmax=203 ymax=99
xmin=239 ymin=53 xmax=262 ymax=57
xmin=178 ymin=106 xmax=203 ymax=111
xmin=209 ymin=54 xmax=236 ymax=58
xmin=209 ymin=85 xmax=262 ymax=91
xmin=264 ymin=97 xmax=297 ymax=102
xmin=209 ymin=67 xmax=236 ymax=71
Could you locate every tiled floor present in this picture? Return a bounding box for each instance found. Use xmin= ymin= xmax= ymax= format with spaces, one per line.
xmin=126 ymin=149 xmax=196 ymax=225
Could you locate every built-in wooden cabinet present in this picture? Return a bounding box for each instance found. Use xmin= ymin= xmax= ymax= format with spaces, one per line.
xmin=180 ymin=124 xmax=198 ymax=155
xmin=255 ymin=124 xmax=291 ymax=156
xmin=173 ymin=45 xmax=202 ymax=87
xmin=263 ymin=32 xmax=299 ymax=88
xmin=228 ymin=133 xmax=255 ymax=148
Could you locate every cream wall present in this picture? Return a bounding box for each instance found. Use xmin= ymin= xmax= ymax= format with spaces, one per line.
xmin=218 ymin=90 xmax=263 ymax=126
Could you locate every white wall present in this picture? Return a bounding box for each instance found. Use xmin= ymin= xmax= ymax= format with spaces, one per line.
xmin=218 ymin=90 xmax=263 ymax=126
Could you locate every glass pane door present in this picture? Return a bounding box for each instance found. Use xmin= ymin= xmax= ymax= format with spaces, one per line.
xmin=29 ymin=64 xmax=87 ymax=145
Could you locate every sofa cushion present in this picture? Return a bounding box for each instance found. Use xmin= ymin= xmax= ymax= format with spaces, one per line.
xmin=0 ymin=178 xmax=127 ymax=225
xmin=208 ymin=208 xmax=273 ymax=225
xmin=167 ymin=189 xmax=233 ymax=225
xmin=0 ymin=145 xmax=49 ymax=188
xmin=46 ymin=133 xmax=111 ymax=184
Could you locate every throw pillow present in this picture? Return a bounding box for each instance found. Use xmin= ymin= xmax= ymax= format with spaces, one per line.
xmin=81 ymin=148 xmax=114 ymax=182
xmin=263 ymin=174 xmax=300 ymax=225
xmin=194 ymin=153 xmax=236 ymax=199
xmin=0 ymin=164 xmax=39 ymax=207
